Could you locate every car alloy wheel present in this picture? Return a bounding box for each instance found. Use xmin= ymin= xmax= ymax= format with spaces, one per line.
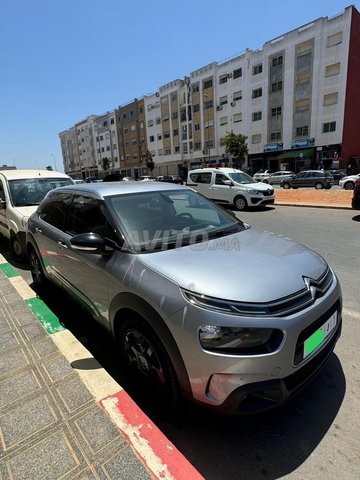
xmin=29 ymin=249 xmax=47 ymax=289
xmin=118 ymin=318 xmax=179 ymax=411
xmin=10 ymin=235 xmax=26 ymax=262
xmin=234 ymin=196 xmax=247 ymax=211
xmin=344 ymin=182 xmax=355 ymax=190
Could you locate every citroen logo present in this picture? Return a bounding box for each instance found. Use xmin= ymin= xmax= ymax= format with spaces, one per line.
xmin=303 ymin=277 xmax=320 ymax=300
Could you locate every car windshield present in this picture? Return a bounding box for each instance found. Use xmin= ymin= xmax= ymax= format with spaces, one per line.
xmin=106 ymin=188 xmax=246 ymax=252
xmin=9 ymin=178 xmax=73 ymax=206
xmin=228 ymin=172 xmax=257 ymax=184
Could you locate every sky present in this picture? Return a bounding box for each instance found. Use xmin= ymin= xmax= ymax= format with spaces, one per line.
xmin=0 ymin=0 xmax=358 ymax=171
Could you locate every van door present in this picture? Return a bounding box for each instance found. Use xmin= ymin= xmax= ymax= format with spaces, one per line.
xmin=210 ymin=173 xmax=233 ymax=204
xmin=187 ymin=171 xmax=212 ymax=198
xmin=0 ymin=178 xmax=9 ymax=238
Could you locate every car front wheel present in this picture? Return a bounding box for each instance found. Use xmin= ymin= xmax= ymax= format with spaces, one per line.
xmin=10 ymin=234 xmax=26 ymax=262
xmin=234 ymin=196 xmax=247 ymax=211
xmin=118 ymin=317 xmax=180 ymax=412
xmin=344 ymin=182 xmax=355 ymax=190
xmin=29 ymin=248 xmax=47 ymax=290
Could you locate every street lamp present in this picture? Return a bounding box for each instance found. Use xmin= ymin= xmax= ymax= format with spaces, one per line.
xmin=51 ymin=154 xmax=58 ymax=171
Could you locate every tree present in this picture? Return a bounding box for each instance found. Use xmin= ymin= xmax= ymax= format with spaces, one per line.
xmin=223 ymin=131 xmax=248 ymax=167
xmin=144 ymin=149 xmax=155 ymax=172
xmin=101 ymin=157 xmax=111 ymax=172
xmin=46 ymin=165 xmax=53 ymax=171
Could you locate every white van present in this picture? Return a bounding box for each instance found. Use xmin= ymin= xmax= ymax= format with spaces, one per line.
xmin=187 ymin=167 xmax=275 ymax=210
xmin=0 ymin=170 xmax=73 ymax=260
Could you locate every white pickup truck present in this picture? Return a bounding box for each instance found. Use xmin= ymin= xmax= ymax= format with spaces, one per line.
xmin=0 ymin=169 xmax=73 ymax=261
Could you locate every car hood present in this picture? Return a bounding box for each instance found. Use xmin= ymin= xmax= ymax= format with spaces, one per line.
xmin=233 ymin=181 xmax=273 ymax=191
xmin=12 ymin=205 xmax=38 ymax=217
xmin=138 ymin=229 xmax=328 ymax=303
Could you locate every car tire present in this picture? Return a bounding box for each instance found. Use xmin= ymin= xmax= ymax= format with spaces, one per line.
xmin=315 ymin=182 xmax=324 ymax=190
xmin=282 ymin=182 xmax=291 ymax=189
xmin=28 ymin=248 xmax=47 ymax=290
xmin=118 ymin=316 xmax=180 ymax=413
xmin=234 ymin=195 xmax=247 ymax=211
xmin=262 ymin=179 xmax=269 ymax=184
xmin=10 ymin=234 xmax=26 ymax=262
xmin=344 ymin=182 xmax=355 ymax=190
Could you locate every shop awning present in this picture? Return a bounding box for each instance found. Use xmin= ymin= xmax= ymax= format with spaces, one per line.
xmin=278 ymin=148 xmax=314 ymax=159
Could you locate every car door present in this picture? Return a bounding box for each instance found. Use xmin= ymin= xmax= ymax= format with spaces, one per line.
xmin=292 ymin=171 xmax=307 ymax=187
xmin=210 ymin=173 xmax=232 ymax=203
xmin=187 ymin=172 xmax=212 ymax=198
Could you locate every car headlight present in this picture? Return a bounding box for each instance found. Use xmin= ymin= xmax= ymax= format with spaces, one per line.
xmin=246 ymin=189 xmax=261 ymax=195
xmin=199 ymin=325 xmax=283 ymax=354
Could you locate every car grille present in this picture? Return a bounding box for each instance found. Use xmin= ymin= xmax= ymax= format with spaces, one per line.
xmin=262 ymin=189 xmax=274 ymax=196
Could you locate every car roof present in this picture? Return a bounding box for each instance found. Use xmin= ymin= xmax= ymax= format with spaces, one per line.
xmin=51 ymin=181 xmax=187 ymax=198
xmin=0 ymin=169 xmax=70 ymax=180
xmin=189 ymin=168 xmax=244 ymax=174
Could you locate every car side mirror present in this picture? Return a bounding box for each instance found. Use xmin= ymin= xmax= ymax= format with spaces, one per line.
xmin=0 ymin=199 xmax=6 ymax=210
xmin=70 ymin=232 xmax=107 ymax=254
xmin=223 ymin=180 xmax=232 ymax=186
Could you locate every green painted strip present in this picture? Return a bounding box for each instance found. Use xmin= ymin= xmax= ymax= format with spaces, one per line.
xmin=25 ymin=297 xmax=65 ymax=334
xmin=0 ymin=263 xmax=20 ymax=278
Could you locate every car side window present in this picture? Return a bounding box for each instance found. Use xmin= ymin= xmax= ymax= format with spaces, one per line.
xmin=296 ymin=172 xmax=306 ymax=178
xmin=190 ymin=173 xmax=212 ymax=184
xmin=66 ymin=195 xmax=116 ymax=240
xmin=0 ymin=181 xmax=5 ymax=201
xmin=39 ymin=192 xmax=73 ymax=230
xmin=215 ymin=174 xmax=229 ymax=185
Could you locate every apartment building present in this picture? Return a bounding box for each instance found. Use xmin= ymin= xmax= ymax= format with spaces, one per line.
xmin=60 ymin=5 xmax=360 ymax=178
xmin=94 ymin=111 xmax=119 ymax=176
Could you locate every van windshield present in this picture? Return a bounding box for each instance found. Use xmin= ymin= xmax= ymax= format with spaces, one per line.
xmin=228 ymin=172 xmax=257 ymax=184
xmin=9 ymin=178 xmax=73 ymax=206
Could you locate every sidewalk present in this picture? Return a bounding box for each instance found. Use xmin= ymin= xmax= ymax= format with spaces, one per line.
xmin=0 ymin=255 xmax=204 ymax=480
xmin=275 ymin=188 xmax=353 ymax=209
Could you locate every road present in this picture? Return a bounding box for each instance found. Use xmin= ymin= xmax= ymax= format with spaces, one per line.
xmin=1 ymin=205 xmax=360 ymax=480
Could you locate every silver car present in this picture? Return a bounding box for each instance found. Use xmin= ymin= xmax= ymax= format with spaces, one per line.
xmin=26 ymin=182 xmax=342 ymax=414
xmin=262 ymin=171 xmax=295 ymax=185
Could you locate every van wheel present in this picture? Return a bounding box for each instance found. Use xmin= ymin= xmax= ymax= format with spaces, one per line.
xmin=234 ymin=196 xmax=247 ymax=211
xmin=118 ymin=316 xmax=180 ymax=413
xmin=315 ymin=182 xmax=324 ymax=190
xmin=10 ymin=234 xmax=26 ymax=262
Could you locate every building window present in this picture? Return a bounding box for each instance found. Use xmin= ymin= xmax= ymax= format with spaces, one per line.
xmin=192 ymin=84 xmax=199 ymax=93
xmin=149 ymin=135 xmax=155 ymax=142
xmin=327 ymin=32 xmax=342 ymax=48
xmin=132 ymin=139 xmax=137 ymax=145
xmin=164 ymin=131 xmax=170 ymax=139
xmin=131 ymin=125 xmax=136 ymax=131
xmin=233 ymin=67 xmax=242 ymax=78
xmin=271 ymin=81 xmax=283 ymax=92
xmin=252 ymin=88 xmax=262 ymax=99
xmin=296 ymin=126 xmax=309 ymax=136
xmin=170 ymin=92 xmax=177 ymax=102
xmin=194 ymin=142 xmax=202 ymax=150
xmin=252 ymin=134 xmax=262 ymax=144
xmin=203 ymin=78 xmax=213 ymax=89
xmin=157 ymin=134 xmax=162 ymax=140
xmin=156 ymin=117 xmax=161 ymax=124
xmin=271 ymin=106 xmax=282 ymax=117
xmin=220 ymin=116 xmax=228 ymax=126
xmin=323 ymin=92 xmax=338 ymax=106
xmin=219 ymin=95 xmax=228 ymax=105
xmin=252 ymin=111 xmax=262 ymax=121
xmin=272 ymin=56 xmax=283 ymax=66
xmin=171 ymin=111 xmax=178 ymax=119
xmin=323 ymin=122 xmax=336 ymax=133
xmin=174 ymin=146 xmax=180 ymax=153
xmin=252 ymin=64 xmax=263 ymax=75
xmin=173 ymin=128 xmax=179 ymax=136
xmin=122 ymin=113 xmax=127 ymax=119
xmin=165 ymin=148 xmax=171 ymax=155
xmin=110 ymin=119 xmax=114 ymax=124
xmin=158 ymin=149 xmax=163 ymax=155
xmin=194 ymin=123 xmax=200 ymax=131
xmin=193 ymin=104 xmax=200 ymax=113
xmin=205 ymin=100 xmax=213 ymax=109
xmin=147 ymin=120 xmax=154 ymax=127
xmin=233 ymin=91 xmax=242 ymax=101
xmin=100 ymin=135 xmax=103 ymax=141
xmin=219 ymin=75 xmax=228 ymax=84
xmin=233 ymin=113 xmax=242 ymax=123
xmin=270 ymin=131 xmax=282 ymax=141
xmin=325 ymin=62 xmax=341 ymax=77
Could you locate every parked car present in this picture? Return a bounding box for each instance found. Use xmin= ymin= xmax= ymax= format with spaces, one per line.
xmin=138 ymin=175 xmax=157 ymax=181
xmin=351 ymin=178 xmax=360 ymax=209
xmin=85 ymin=177 xmax=102 ymax=183
xmin=26 ymin=182 xmax=342 ymax=415
xmin=187 ymin=167 xmax=274 ymax=210
xmin=327 ymin=169 xmax=346 ymax=185
xmin=262 ymin=171 xmax=295 ymax=185
xmin=73 ymin=179 xmax=86 ymax=184
xmin=0 ymin=169 xmax=73 ymax=261
xmin=253 ymin=170 xmax=273 ymax=181
xmin=157 ymin=175 xmax=183 ymax=184
xmin=339 ymin=173 xmax=360 ymax=190
xmin=281 ymin=170 xmax=334 ymax=189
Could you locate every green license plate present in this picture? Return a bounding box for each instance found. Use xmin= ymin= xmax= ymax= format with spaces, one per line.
xmin=303 ymin=311 xmax=337 ymax=359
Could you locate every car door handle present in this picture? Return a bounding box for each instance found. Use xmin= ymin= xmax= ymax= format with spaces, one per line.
xmin=57 ymin=240 xmax=68 ymax=249
xmin=35 ymin=227 xmax=42 ymax=234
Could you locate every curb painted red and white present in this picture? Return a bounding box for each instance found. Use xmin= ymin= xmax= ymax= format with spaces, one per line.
xmin=0 ymin=255 xmax=204 ymax=480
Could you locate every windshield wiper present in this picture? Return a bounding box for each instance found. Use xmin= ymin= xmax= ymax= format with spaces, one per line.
xmin=207 ymin=225 xmax=243 ymax=239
